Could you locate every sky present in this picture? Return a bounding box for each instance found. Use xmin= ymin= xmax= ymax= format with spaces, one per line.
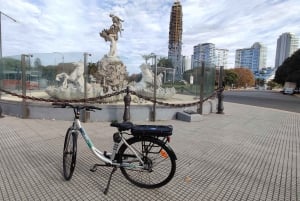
xmin=1 ymin=0 xmax=300 ymax=74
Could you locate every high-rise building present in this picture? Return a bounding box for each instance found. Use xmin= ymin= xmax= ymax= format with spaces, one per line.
xmin=192 ymin=43 xmax=216 ymax=68
xmin=168 ymin=0 xmax=183 ymax=80
xmin=182 ymin=56 xmax=191 ymax=72
xmin=275 ymin=32 xmax=299 ymax=68
xmin=235 ymin=42 xmax=267 ymax=73
xmin=215 ymin=49 xmax=229 ymax=68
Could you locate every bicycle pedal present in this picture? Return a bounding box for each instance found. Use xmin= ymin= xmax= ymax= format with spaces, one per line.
xmin=90 ymin=165 xmax=98 ymax=172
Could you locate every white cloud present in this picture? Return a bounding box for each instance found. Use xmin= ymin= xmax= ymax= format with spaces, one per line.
xmin=1 ymin=0 xmax=299 ymax=73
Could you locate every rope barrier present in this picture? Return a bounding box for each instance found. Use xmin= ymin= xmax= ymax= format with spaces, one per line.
xmin=0 ymin=87 xmax=218 ymax=107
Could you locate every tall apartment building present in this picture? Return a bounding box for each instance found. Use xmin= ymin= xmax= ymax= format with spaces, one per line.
xmin=275 ymin=32 xmax=299 ymax=68
xmin=215 ymin=49 xmax=229 ymax=68
xmin=235 ymin=42 xmax=267 ymax=73
xmin=192 ymin=43 xmax=216 ymax=68
xmin=168 ymin=0 xmax=183 ymax=80
xmin=182 ymin=56 xmax=191 ymax=72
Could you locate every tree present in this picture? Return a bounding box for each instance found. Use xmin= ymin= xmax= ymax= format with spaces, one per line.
xmin=275 ymin=49 xmax=300 ymax=87
xmin=157 ymin=57 xmax=173 ymax=68
xmin=183 ymin=68 xmax=201 ymax=84
xmin=255 ymin=78 xmax=265 ymax=86
xmin=88 ymin=63 xmax=97 ymax=75
xmin=141 ymin=54 xmax=152 ymax=64
xmin=267 ymin=80 xmax=278 ymax=89
xmin=34 ymin=58 xmax=42 ymax=68
xmin=0 ymin=57 xmax=21 ymax=71
xmin=233 ymin=68 xmax=255 ymax=88
xmin=224 ymin=69 xmax=238 ymax=87
xmin=127 ymin=73 xmax=142 ymax=83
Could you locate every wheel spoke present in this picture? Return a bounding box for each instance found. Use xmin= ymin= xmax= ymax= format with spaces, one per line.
xmin=63 ymin=130 xmax=77 ymax=180
xmin=118 ymin=137 xmax=176 ymax=188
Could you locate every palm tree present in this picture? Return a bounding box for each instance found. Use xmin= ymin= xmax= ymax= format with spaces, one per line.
xmin=141 ymin=54 xmax=152 ymax=64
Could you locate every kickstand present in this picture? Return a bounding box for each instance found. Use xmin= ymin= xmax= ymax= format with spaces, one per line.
xmin=103 ymin=166 xmax=117 ymax=195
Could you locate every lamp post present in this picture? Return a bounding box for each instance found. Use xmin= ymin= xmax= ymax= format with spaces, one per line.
xmin=150 ymin=53 xmax=157 ymax=121
xmin=0 ymin=11 xmax=17 ymax=59
xmin=81 ymin=52 xmax=91 ymax=122
xmin=0 ymin=11 xmax=17 ymax=99
xmin=83 ymin=52 xmax=91 ymax=102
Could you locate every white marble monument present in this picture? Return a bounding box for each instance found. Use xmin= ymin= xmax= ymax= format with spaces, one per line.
xmin=45 ymin=14 xmax=175 ymax=101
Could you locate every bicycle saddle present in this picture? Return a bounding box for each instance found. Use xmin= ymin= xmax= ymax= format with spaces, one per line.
xmin=110 ymin=121 xmax=134 ymax=131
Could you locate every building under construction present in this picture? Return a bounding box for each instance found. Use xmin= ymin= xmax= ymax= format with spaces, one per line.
xmin=168 ymin=0 xmax=183 ymax=81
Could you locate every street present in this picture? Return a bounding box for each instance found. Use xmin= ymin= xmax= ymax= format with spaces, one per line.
xmin=224 ymin=90 xmax=300 ymax=113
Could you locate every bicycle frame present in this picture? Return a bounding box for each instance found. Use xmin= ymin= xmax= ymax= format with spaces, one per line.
xmin=72 ymin=118 xmax=144 ymax=167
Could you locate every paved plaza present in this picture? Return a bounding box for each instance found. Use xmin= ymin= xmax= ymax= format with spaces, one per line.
xmin=0 ymin=102 xmax=299 ymax=201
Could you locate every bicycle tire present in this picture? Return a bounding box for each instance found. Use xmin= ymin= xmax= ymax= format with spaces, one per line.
xmin=63 ymin=128 xmax=77 ymax=180
xmin=118 ymin=137 xmax=176 ymax=188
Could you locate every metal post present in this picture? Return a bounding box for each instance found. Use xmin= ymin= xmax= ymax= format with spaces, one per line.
xmin=83 ymin=53 xmax=90 ymax=101
xmin=0 ymin=13 xmax=3 ymax=99
xmin=123 ymin=86 xmax=131 ymax=122
xmin=82 ymin=52 xmax=91 ymax=122
xmin=153 ymin=54 xmax=157 ymax=121
xmin=0 ymin=103 xmax=2 ymax=117
xmin=0 ymin=13 xmax=2 ymax=59
xmin=21 ymin=54 xmax=32 ymax=118
xmin=198 ymin=61 xmax=205 ymax=114
xmin=217 ymin=66 xmax=224 ymax=114
xmin=150 ymin=53 xmax=157 ymax=122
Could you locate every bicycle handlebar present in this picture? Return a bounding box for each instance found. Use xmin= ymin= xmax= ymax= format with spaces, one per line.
xmin=52 ymin=102 xmax=102 ymax=111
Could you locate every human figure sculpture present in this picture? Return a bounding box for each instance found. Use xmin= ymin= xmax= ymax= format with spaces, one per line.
xmin=110 ymin=14 xmax=124 ymax=35
xmin=99 ymin=14 xmax=124 ymax=57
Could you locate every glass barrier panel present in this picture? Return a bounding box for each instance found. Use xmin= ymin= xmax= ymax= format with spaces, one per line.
xmin=1 ymin=52 xmax=217 ymax=108
xmin=0 ymin=55 xmax=23 ymax=101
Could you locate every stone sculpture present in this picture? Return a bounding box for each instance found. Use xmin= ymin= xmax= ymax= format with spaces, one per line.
xmin=45 ymin=62 xmax=103 ymax=100
xmin=99 ymin=14 xmax=124 ymax=57
xmin=129 ymin=64 xmax=176 ymax=100
xmin=45 ymin=14 xmax=176 ymax=102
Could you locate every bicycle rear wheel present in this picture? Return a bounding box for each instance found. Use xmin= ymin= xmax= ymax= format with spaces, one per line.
xmin=118 ymin=137 xmax=176 ymax=188
xmin=63 ymin=128 xmax=77 ymax=180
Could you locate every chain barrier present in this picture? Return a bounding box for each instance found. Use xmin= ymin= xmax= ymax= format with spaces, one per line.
xmin=129 ymin=89 xmax=217 ymax=108
xmin=0 ymin=87 xmax=218 ymax=107
xmin=0 ymin=88 xmax=126 ymax=103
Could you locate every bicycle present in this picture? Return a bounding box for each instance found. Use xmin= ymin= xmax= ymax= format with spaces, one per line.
xmin=53 ymin=102 xmax=177 ymax=194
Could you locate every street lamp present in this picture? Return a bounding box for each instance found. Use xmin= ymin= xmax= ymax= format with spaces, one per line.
xmin=0 ymin=11 xmax=17 ymax=99
xmin=83 ymin=52 xmax=91 ymax=101
xmin=0 ymin=11 xmax=17 ymax=59
xmin=82 ymin=52 xmax=91 ymax=122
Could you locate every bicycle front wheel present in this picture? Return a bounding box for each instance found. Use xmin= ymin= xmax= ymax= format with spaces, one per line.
xmin=118 ymin=137 xmax=176 ymax=188
xmin=63 ymin=128 xmax=77 ymax=180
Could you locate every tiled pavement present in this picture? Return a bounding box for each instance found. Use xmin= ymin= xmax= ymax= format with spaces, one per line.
xmin=0 ymin=102 xmax=299 ymax=201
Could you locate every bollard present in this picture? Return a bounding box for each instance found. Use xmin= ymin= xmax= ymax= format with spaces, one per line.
xmin=0 ymin=104 xmax=2 ymax=117
xmin=123 ymin=86 xmax=131 ymax=122
xmin=217 ymin=87 xmax=224 ymax=114
xmin=217 ymin=66 xmax=224 ymax=114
